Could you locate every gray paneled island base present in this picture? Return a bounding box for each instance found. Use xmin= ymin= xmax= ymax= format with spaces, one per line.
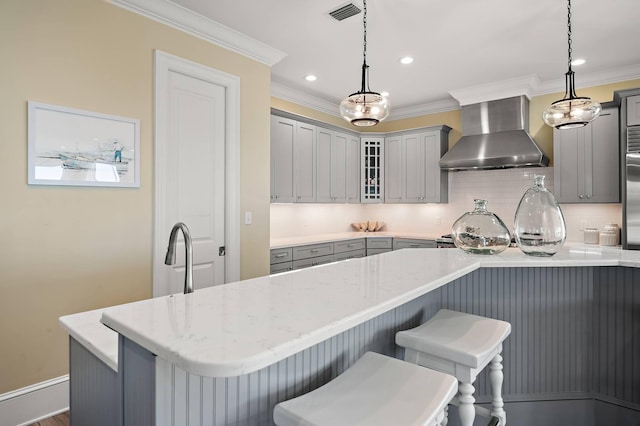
xmin=62 ymin=247 xmax=640 ymax=425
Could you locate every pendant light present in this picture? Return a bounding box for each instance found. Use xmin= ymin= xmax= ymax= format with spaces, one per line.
xmin=542 ymin=0 xmax=601 ymax=130
xmin=339 ymin=0 xmax=389 ymax=126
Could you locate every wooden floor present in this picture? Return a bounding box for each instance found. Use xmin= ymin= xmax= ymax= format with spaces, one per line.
xmin=27 ymin=411 xmax=69 ymax=426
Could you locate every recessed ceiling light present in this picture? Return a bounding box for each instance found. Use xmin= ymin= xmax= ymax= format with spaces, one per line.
xmin=305 ymin=74 xmax=317 ymax=82
xmin=380 ymin=91 xmax=390 ymax=97
xmin=571 ymin=58 xmax=586 ymax=66
xmin=399 ymin=56 xmax=414 ymax=65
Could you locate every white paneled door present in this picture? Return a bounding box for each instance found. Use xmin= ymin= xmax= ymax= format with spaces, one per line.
xmin=154 ymin=51 xmax=240 ymax=296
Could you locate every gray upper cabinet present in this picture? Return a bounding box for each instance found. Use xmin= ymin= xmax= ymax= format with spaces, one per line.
xmin=384 ymin=135 xmax=403 ymax=202
xmin=317 ymin=129 xmax=359 ymax=203
xmin=553 ymin=107 xmax=620 ymax=203
xmin=270 ymin=115 xmax=295 ymax=203
xmin=294 ymin=122 xmax=316 ymax=202
xmin=628 ymin=95 xmax=640 ymax=126
xmin=385 ymin=126 xmax=450 ymax=203
xmin=271 ymin=116 xmax=317 ymax=203
xmin=346 ymin=134 xmax=361 ymax=203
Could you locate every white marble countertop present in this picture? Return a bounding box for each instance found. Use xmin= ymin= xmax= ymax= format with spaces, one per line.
xmin=59 ymin=307 xmax=118 ymax=372
xmin=270 ymin=231 xmax=441 ymax=249
xmin=91 ymin=245 xmax=639 ymax=378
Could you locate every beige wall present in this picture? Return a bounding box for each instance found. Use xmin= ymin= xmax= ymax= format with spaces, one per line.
xmin=0 ymin=0 xmax=270 ymax=393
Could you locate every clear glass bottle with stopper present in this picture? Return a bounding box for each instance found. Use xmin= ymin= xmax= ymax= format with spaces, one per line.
xmin=451 ymin=199 xmax=511 ymax=255
xmin=514 ymin=175 xmax=567 ymax=256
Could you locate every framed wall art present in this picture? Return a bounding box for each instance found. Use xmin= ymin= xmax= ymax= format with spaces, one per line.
xmin=28 ymin=101 xmax=140 ymax=187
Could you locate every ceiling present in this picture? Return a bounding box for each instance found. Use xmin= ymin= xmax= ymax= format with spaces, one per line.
xmin=160 ymin=0 xmax=640 ymax=118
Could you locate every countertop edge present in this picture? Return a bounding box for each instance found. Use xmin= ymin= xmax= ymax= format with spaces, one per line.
xmin=59 ymin=308 xmax=118 ymax=372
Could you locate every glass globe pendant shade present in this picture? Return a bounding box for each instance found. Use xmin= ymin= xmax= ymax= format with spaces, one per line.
xmin=340 ymin=90 xmax=390 ymax=127
xmin=542 ymin=71 xmax=601 ymax=129
xmin=542 ymin=97 xmax=602 ymax=130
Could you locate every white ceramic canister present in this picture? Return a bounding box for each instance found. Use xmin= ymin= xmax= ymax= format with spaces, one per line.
xmin=600 ymin=223 xmax=620 ymax=246
xmin=584 ymin=227 xmax=599 ymax=244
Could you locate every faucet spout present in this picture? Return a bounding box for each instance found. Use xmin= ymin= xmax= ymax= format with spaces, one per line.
xmin=164 ymin=222 xmax=194 ymax=294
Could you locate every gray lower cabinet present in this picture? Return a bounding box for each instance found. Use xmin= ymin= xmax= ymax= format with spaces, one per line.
xmin=366 ymin=237 xmax=393 ymax=256
xmin=392 ymin=238 xmax=436 ymax=249
xmin=271 ymin=237 xmax=437 ymax=272
xmin=553 ymin=106 xmax=620 ymax=203
xmin=334 ymin=238 xmax=366 ymax=261
xmin=270 ymin=247 xmax=293 ymax=274
xmin=292 ymin=242 xmax=335 ymax=270
xmin=293 ymin=254 xmax=335 ymax=269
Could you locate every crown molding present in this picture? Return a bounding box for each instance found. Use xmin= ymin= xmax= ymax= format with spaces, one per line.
xmin=110 ymin=0 xmax=287 ymax=66
xmin=533 ymin=63 xmax=640 ymax=96
xmin=271 ymin=82 xmax=342 ymax=117
xmin=271 ymin=82 xmax=461 ymax=120
xmin=449 ymin=74 xmax=541 ymax=106
xmin=389 ymin=99 xmax=461 ymax=120
xmin=449 ymin=65 xmax=640 ymax=105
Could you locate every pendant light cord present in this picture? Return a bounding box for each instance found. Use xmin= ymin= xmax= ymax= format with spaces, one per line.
xmin=363 ymin=0 xmax=368 ymax=66
xmin=359 ymin=0 xmax=371 ymax=93
xmin=567 ymin=0 xmax=573 ymax=72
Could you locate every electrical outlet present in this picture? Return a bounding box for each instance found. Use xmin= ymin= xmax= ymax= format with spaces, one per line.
xmin=579 ymin=220 xmax=587 ymax=231
xmin=245 ymin=211 xmax=252 ymax=225
xmin=435 ymin=216 xmax=441 ymax=225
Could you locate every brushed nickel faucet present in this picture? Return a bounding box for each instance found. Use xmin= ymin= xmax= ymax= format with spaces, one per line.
xmin=164 ymin=222 xmax=194 ymax=294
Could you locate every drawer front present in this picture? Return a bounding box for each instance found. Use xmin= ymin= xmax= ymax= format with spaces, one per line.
xmin=270 ymin=247 xmax=293 ymax=265
xmin=270 ymin=262 xmax=293 ymax=274
xmin=335 ymin=249 xmax=365 ymax=262
xmin=334 ymin=239 xmax=366 ymax=254
xmin=292 ymin=254 xmax=335 ymax=270
xmin=367 ymin=238 xmax=393 ymax=249
xmin=392 ymin=238 xmax=436 ymax=250
xmin=367 ymin=248 xmax=392 ymax=256
xmin=292 ymin=243 xmax=334 ymax=260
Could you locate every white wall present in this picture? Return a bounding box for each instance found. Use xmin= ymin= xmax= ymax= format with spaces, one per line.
xmin=271 ymin=167 xmax=622 ymax=242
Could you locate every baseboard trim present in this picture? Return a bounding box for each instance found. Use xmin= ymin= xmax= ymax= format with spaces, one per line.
xmin=0 ymin=376 xmax=69 ymax=426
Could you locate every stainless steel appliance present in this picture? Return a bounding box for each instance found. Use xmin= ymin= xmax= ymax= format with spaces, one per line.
xmin=624 ymin=126 xmax=640 ymax=249
xmin=439 ymin=96 xmax=549 ymax=170
xmin=435 ymin=235 xmax=456 ymax=248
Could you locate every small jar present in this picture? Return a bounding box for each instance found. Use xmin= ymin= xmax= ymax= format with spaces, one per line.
xmin=583 ymin=227 xmax=599 ymax=244
xmin=600 ymin=223 xmax=620 ymax=246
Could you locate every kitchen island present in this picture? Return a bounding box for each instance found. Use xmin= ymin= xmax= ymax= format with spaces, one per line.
xmin=61 ymin=246 xmax=640 ymax=426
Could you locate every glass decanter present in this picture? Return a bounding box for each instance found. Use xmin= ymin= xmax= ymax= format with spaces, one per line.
xmin=451 ymin=199 xmax=511 ymax=255
xmin=514 ymin=175 xmax=566 ymax=256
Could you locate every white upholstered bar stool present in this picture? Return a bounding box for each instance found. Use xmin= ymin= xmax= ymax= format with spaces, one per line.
xmin=396 ymin=309 xmax=511 ymax=426
xmin=273 ymin=351 xmax=458 ymax=426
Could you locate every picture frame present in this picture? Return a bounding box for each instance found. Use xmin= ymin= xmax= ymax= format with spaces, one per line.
xmin=28 ymin=101 xmax=140 ymax=188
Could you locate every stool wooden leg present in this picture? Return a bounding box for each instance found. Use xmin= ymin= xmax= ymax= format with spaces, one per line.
xmin=489 ymin=353 xmax=506 ymax=425
xmin=458 ymin=382 xmax=475 ymax=426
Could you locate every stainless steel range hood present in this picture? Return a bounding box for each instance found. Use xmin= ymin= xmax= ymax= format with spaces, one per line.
xmin=440 ymin=96 xmax=549 ymax=170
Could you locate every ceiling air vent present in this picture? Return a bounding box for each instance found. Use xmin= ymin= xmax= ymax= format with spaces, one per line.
xmin=329 ymin=3 xmax=361 ymax=21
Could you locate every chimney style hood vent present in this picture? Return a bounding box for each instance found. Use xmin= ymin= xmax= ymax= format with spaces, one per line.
xmin=440 ymin=96 xmax=549 ymax=170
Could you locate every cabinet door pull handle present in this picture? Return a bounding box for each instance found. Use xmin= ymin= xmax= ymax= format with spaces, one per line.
xmin=275 ymin=253 xmax=288 ymax=258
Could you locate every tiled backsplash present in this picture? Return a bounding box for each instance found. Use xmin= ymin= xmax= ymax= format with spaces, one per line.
xmin=270 ymin=167 xmax=622 ymax=242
